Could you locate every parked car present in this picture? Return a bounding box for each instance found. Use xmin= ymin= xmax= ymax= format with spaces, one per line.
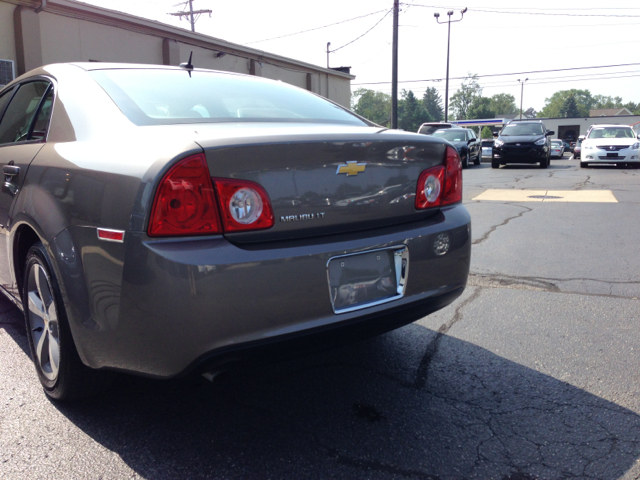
xmin=562 ymin=140 xmax=571 ymax=151
xmin=417 ymin=122 xmax=454 ymax=135
xmin=0 ymin=63 xmax=471 ymax=400
xmin=570 ymin=142 xmax=576 ymax=153
xmin=491 ymin=120 xmax=554 ymax=168
xmin=550 ymin=139 xmax=564 ymax=158
xmin=580 ymin=124 xmax=640 ymax=168
xmin=481 ymin=139 xmax=494 ymax=159
xmin=574 ymin=136 xmax=584 ymax=159
xmin=432 ymin=128 xmax=481 ymax=168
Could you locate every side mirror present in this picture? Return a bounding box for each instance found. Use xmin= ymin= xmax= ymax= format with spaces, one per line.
xmin=492 ymin=132 xmax=499 ymax=137
xmin=546 ymin=130 xmax=555 ymax=136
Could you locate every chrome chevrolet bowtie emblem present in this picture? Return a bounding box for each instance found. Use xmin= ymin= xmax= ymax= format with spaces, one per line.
xmin=336 ymin=161 xmax=366 ymax=176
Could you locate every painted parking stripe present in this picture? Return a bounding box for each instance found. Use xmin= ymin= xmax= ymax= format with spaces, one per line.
xmin=472 ymin=189 xmax=618 ymax=203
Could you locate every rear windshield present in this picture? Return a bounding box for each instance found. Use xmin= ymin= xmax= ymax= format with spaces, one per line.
xmin=587 ymin=127 xmax=634 ymax=139
xmin=418 ymin=124 xmax=451 ymax=135
xmin=482 ymin=140 xmax=494 ymax=147
xmin=89 ymin=69 xmax=367 ymax=127
xmin=551 ymin=140 xmax=562 ymax=146
xmin=432 ymin=130 xmax=468 ymax=142
xmin=501 ymin=123 xmax=544 ymax=136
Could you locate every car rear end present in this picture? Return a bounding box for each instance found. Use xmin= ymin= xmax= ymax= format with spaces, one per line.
xmin=550 ymin=141 xmax=564 ymax=158
xmin=481 ymin=139 xmax=493 ymax=159
xmin=65 ymin=67 xmax=471 ymax=378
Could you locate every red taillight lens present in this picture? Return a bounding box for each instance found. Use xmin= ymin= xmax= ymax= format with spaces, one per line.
xmin=148 ymin=154 xmax=222 ymax=237
xmin=442 ymin=145 xmax=462 ymax=206
xmin=415 ymin=145 xmax=462 ymax=209
xmin=416 ymin=166 xmax=445 ymax=209
xmin=213 ymin=179 xmax=274 ymax=232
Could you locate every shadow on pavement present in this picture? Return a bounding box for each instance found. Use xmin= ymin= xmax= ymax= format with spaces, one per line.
xmin=34 ymin=321 xmax=640 ymax=480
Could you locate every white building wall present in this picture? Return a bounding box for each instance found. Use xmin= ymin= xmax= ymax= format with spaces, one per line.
xmin=2 ymin=0 xmax=353 ymax=107
xmin=0 ymin=3 xmax=16 ymax=63
xmin=541 ymin=115 xmax=640 ymax=140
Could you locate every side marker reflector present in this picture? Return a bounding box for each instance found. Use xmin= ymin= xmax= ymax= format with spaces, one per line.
xmin=97 ymin=228 xmax=125 ymax=243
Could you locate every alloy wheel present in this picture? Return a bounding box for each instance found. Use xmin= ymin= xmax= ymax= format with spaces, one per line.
xmin=26 ymin=264 xmax=60 ymax=382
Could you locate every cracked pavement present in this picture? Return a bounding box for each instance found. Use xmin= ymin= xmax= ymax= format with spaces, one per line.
xmin=1 ymin=158 xmax=639 ymax=479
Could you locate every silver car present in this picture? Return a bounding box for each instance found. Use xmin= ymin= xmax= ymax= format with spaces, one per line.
xmin=0 ymin=63 xmax=471 ymax=400
xmin=550 ymin=139 xmax=564 ymax=159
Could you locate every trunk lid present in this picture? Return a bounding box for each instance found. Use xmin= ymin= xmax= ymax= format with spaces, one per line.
xmin=195 ymin=124 xmax=448 ymax=242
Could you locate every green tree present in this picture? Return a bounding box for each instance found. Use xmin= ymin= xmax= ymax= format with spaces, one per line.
xmin=538 ymin=89 xmax=594 ymax=118
xmin=481 ymin=126 xmax=493 ymax=139
xmin=624 ymin=102 xmax=640 ymax=114
xmin=422 ymin=87 xmax=444 ymax=122
xmin=468 ymin=97 xmax=494 ymax=119
xmin=592 ymin=95 xmax=623 ymax=109
xmin=523 ymin=107 xmax=537 ymax=119
xmin=449 ymin=74 xmax=482 ymax=120
xmin=489 ymin=93 xmax=518 ymax=116
xmin=560 ymin=95 xmax=580 ymax=118
xmin=351 ymin=88 xmax=391 ymax=126
xmin=398 ymin=89 xmax=428 ymax=132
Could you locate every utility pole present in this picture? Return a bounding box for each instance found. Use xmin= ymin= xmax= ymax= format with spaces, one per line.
xmin=518 ymin=78 xmax=528 ymax=120
xmin=327 ymin=42 xmax=331 ymax=69
xmin=391 ymin=0 xmax=399 ymax=129
xmin=169 ymin=0 xmax=212 ymax=33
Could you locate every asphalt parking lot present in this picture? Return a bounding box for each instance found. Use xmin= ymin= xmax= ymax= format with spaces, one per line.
xmin=1 ymin=154 xmax=639 ymax=480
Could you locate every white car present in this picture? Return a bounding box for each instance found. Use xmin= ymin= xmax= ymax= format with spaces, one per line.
xmin=580 ymin=125 xmax=640 ymax=168
xmin=550 ymin=139 xmax=564 ymax=159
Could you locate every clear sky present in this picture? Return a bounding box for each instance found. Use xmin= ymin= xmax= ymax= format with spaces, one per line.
xmin=78 ymin=0 xmax=640 ymax=113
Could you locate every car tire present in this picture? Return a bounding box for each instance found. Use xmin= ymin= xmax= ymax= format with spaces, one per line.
xmin=540 ymin=156 xmax=549 ymax=169
xmin=474 ymin=153 xmax=481 ymax=166
xmin=462 ymin=153 xmax=469 ymax=169
xmin=491 ymin=157 xmax=499 ymax=169
xmin=580 ymin=161 xmax=588 ymax=168
xmin=23 ymin=242 xmax=114 ymax=401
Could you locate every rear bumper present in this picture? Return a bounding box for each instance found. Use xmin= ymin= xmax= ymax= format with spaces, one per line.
xmin=59 ymin=205 xmax=471 ymax=378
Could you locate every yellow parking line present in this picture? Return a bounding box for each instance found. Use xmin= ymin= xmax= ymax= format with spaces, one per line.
xmin=472 ymin=189 xmax=618 ymax=203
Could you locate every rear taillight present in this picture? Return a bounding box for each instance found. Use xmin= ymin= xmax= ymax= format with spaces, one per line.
xmin=148 ymin=154 xmax=274 ymax=237
xmin=415 ymin=145 xmax=462 ymax=209
xmin=148 ymin=154 xmax=221 ymax=237
xmin=213 ymin=179 xmax=274 ymax=232
xmin=442 ymin=145 xmax=462 ymax=205
xmin=416 ymin=166 xmax=445 ymax=209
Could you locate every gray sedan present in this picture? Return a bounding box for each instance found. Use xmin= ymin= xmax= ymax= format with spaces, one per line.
xmin=0 ymin=63 xmax=471 ymax=400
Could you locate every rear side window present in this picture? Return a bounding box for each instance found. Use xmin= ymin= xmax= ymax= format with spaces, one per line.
xmin=0 ymin=81 xmax=50 ymax=144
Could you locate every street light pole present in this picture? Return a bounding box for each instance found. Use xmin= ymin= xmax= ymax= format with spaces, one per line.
xmin=435 ymin=8 xmax=467 ymax=122
xmin=518 ymin=78 xmax=528 ymax=120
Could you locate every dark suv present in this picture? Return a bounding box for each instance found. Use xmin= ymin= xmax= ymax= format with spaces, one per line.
xmin=492 ymin=121 xmax=554 ymax=169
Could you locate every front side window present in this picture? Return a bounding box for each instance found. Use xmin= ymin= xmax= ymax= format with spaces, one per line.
xmin=501 ymin=123 xmax=544 ymax=136
xmin=587 ymin=127 xmax=634 ymax=139
xmin=0 ymin=81 xmax=50 ymax=145
xmin=90 ymin=69 xmax=367 ymax=127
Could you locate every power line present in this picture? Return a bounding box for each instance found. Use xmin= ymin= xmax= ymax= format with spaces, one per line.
xmin=329 ymin=9 xmax=392 ymax=53
xmin=351 ymin=62 xmax=640 ymax=86
xmin=404 ymin=3 xmax=640 ymax=17
xmin=242 ymin=9 xmax=389 ymax=45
